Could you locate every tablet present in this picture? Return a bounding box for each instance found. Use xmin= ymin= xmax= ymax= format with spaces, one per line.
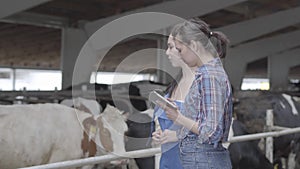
xmin=149 ymin=91 xmax=177 ymax=109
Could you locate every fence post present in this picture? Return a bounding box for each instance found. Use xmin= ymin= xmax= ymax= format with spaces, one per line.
xmin=266 ymin=109 xmax=274 ymax=163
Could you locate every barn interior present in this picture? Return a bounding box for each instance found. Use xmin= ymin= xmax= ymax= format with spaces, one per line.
xmin=0 ymin=0 xmax=300 ymax=169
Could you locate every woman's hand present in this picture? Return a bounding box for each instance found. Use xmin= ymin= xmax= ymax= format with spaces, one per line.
xmin=152 ymin=129 xmax=178 ymax=144
xmin=163 ymin=99 xmax=183 ymax=124
xmin=162 ymin=99 xmax=200 ymax=135
xmin=152 ymin=129 xmax=162 ymax=144
xmin=159 ymin=129 xmax=178 ymax=144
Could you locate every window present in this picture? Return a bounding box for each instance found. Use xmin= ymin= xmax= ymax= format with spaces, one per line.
xmin=90 ymin=72 xmax=155 ymax=84
xmin=0 ymin=68 xmax=62 ymax=91
xmin=0 ymin=68 xmax=13 ymax=90
xmin=241 ymin=78 xmax=270 ymax=90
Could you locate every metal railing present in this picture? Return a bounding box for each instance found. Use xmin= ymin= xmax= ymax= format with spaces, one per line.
xmin=20 ymin=109 xmax=300 ymax=169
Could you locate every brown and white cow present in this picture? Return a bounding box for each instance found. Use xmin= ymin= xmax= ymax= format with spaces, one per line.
xmin=60 ymin=97 xmax=102 ymax=116
xmin=0 ymin=103 xmax=128 ymax=169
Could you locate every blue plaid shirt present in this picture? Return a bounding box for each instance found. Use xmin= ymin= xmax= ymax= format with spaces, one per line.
xmin=178 ymin=58 xmax=232 ymax=145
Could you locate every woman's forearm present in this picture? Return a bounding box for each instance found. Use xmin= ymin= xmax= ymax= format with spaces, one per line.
xmin=177 ymin=114 xmax=199 ymax=135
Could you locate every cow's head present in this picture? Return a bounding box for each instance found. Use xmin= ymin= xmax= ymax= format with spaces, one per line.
xmin=61 ymin=97 xmax=102 ymax=116
xmin=81 ymin=104 xmax=128 ymax=167
xmin=97 ymin=104 xmax=128 ymax=154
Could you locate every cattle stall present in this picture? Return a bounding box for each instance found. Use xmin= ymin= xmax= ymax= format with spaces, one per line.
xmin=19 ymin=108 xmax=300 ymax=169
xmin=1 ymin=89 xmax=300 ymax=169
xmin=19 ymin=126 xmax=300 ymax=169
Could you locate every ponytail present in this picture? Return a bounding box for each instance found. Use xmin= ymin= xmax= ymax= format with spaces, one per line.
xmin=210 ymin=31 xmax=230 ymax=58
xmin=188 ymin=18 xmax=230 ymax=58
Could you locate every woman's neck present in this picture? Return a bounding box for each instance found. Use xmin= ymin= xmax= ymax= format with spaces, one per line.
xmin=181 ymin=64 xmax=196 ymax=79
xmin=197 ymin=53 xmax=215 ymax=67
xmin=170 ymin=67 xmax=196 ymax=101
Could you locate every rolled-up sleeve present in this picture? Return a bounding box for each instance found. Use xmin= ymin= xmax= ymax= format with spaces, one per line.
xmin=197 ymin=74 xmax=225 ymax=143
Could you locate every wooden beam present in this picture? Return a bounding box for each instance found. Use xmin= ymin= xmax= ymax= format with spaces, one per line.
xmin=0 ymin=0 xmax=51 ymax=19
xmin=2 ymin=12 xmax=69 ymax=28
xmin=218 ymin=6 xmax=300 ymax=45
xmin=85 ymin=0 xmax=249 ymax=36
xmin=269 ymin=48 xmax=300 ymax=90
xmin=225 ymin=30 xmax=300 ymax=89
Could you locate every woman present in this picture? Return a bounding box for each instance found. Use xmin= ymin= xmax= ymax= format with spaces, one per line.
xmin=162 ymin=18 xmax=233 ymax=169
xmin=152 ymin=34 xmax=196 ymax=169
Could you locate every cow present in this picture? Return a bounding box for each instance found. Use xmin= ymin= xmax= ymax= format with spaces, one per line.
xmin=60 ymin=97 xmax=102 ymax=116
xmin=104 ymin=82 xmax=148 ymax=114
xmin=226 ymin=119 xmax=273 ymax=169
xmin=64 ymin=82 xmax=148 ymax=114
xmin=233 ymin=91 xmax=300 ymax=169
xmin=0 ymin=103 xmax=128 ymax=169
xmin=295 ymin=142 xmax=300 ymax=169
xmin=125 ymin=109 xmax=155 ymax=169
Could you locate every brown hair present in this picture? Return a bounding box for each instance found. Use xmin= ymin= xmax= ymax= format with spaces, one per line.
xmin=171 ymin=18 xmax=229 ymax=58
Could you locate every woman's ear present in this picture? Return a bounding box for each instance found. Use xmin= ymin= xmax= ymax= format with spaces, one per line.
xmin=190 ymin=40 xmax=201 ymax=53
xmin=191 ymin=40 xmax=205 ymax=54
xmin=190 ymin=40 xmax=198 ymax=52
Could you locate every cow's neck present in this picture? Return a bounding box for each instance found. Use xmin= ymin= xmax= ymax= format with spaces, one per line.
xmin=81 ymin=116 xmax=98 ymax=157
xmin=96 ymin=116 xmax=113 ymax=154
xmin=81 ymin=115 xmax=114 ymax=157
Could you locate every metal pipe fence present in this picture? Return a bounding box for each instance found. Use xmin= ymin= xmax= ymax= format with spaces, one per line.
xmin=21 ymin=126 xmax=300 ymax=169
xmin=22 ymin=110 xmax=300 ymax=169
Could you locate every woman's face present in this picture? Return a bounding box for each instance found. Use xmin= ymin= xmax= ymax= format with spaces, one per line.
xmin=166 ymin=35 xmax=184 ymax=67
xmin=173 ymin=37 xmax=200 ymax=68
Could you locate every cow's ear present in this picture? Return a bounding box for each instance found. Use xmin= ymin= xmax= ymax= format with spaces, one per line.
xmin=122 ymin=112 xmax=130 ymax=120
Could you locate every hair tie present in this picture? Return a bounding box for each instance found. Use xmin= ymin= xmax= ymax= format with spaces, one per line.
xmin=209 ymin=31 xmax=213 ymax=37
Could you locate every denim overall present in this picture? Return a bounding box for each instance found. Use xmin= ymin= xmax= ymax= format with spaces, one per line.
xmin=154 ymin=96 xmax=184 ymax=169
xmin=179 ymin=136 xmax=232 ymax=169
